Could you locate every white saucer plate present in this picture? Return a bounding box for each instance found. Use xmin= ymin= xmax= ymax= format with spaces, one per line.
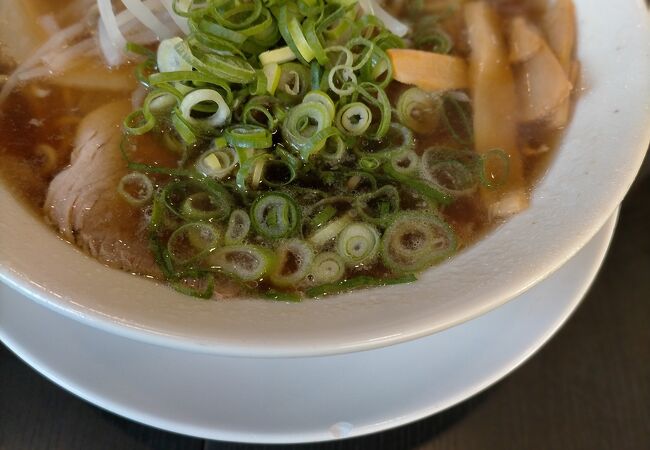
xmin=0 ymin=212 xmax=617 ymax=444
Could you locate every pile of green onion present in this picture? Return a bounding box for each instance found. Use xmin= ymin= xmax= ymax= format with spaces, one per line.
xmin=118 ymin=0 xmax=507 ymax=300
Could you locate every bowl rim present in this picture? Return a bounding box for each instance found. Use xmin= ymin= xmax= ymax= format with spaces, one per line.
xmin=0 ymin=0 xmax=649 ymax=358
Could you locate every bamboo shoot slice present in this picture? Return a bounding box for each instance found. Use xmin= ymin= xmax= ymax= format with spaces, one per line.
xmin=511 ymin=17 xmax=573 ymax=124
xmin=543 ymin=0 xmax=576 ymax=72
xmin=509 ymin=17 xmax=543 ymax=63
xmin=543 ymin=0 xmax=578 ymax=129
xmin=464 ymin=1 xmax=527 ymax=218
xmin=387 ymin=49 xmax=469 ymax=92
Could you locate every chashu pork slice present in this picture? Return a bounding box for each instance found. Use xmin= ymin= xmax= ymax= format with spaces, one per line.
xmin=45 ymin=100 xmax=164 ymax=277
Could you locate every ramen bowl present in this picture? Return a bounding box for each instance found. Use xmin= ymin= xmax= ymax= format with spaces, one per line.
xmin=0 ymin=0 xmax=649 ymax=357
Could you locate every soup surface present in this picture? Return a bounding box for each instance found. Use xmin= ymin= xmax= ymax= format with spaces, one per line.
xmin=0 ymin=0 xmax=577 ymax=299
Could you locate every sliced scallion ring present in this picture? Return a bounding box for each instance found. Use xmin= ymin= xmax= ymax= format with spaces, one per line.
xmin=195 ymin=145 xmax=239 ymax=179
xmin=421 ymin=147 xmax=478 ymax=197
xmin=180 ymin=89 xmax=231 ymax=129
xmin=354 ymin=185 xmax=400 ymax=227
xmin=324 ymin=45 xmax=353 ymax=66
xmin=269 ymin=239 xmax=315 ymax=287
xmin=282 ymin=101 xmax=334 ymax=160
xmin=390 ymin=150 xmax=420 ymax=175
xmin=396 ymin=87 xmax=443 ymax=135
xmin=336 ymin=222 xmax=380 ymax=267
xmin=167 ymin=222 xmax=221 ymax=266
xmin=225 ymin=124 xmax=273 ymax=149
xmin=225 ymin=209 xmax=251 ymax=245
xmin=157 ymin=37 xmax=193 ymax=73
xmin=259 ymin=46 xmax=297 ymax=65
xmin=381 ymin=212 xmax=457 ymax=273
xmin=303 ymin=90 xmax=336 ymax=120
xmin=308 ymin=214 xmax=352 ymax=247
xmin=277 ymin=62 xmax=311 ymax=104
xmin=250 ymin=192 xmax=301 ymax=239
xmin=319 ymin=132 xmax=347 ymax=163
xmin=328 ymin=64 xmax=357 ymax=96
xmin=161 ymin=178 xmax=232 ymax=223
xmin=421 ymin=159 xmax=477 ymax=197
xmin=262 ymin=159 xmax=297 ymax=187
xmin=181 ymin=192 xmax=227 ymax=221
xmin=336 ymin=102 xmax=372 ymax=136
xmin=287 ymin=13 xmax=315 ymax=62
xmin=208 ymin=245 xmax=274 ymax=281
xmin=309 ymin=252 xmax=345 ymax=285
xmin=262 ymin=62 xmax=282 ymax=95
xmin=355 ymin=82 xmax=391 ymax=139
xmin=117 ymin=172 xmax=154 ymax=206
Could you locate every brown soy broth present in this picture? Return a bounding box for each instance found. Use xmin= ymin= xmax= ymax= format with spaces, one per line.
xmin=0 ymin=0 xmax=574 ymax=298
xmin=0 ymin=84 xmax=128 ymax=212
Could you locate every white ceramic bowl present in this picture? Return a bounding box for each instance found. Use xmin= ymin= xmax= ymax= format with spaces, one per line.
xmin=1 ymin=0 xmax=649 ymax=357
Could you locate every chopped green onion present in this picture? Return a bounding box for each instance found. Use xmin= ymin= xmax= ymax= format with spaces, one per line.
xmin=236 ymin=151 xmax=272 ymax=191
xmin=309 ymin=252 xmax=345 ymax=284
xmin=347 ymin=37 xmax=376 ymax=71
xmin=263 ymin=290 xmax=302 ymax=302
xmin=180 ymin=89 xmax=231 ymax=129
xmin=262 ymin=62 xmax=282 ymax=94
xmin=355 ymin=82 xmax=391 ymax=138
xmin=275 ymin=4 xmax=310 ymax=64
xmin=181 ymin=192 xmax=225 ymax=221
xmin=282 ymin=101 xmax=334 ymax=160
xmin=174 ymin=39 xmax=257 ymax=83
xmin=306 ymin=274 xmax=417 ymax=298
xmin=116 ymin=0 xmax=464 ymax=300
xmin=259 ymin=46 xmax=297 ymax=65
xmin=319 ymin=132 xmax=347 ymax=162
xmin=241 ymin=95 xmax=284 ymax=130
xmin=336 ymin=222 xmax=380 ymax=267
xmin=250 ymin=192 xmax=301 ymax=239
xmin=336 ymin=102 xmax=372 ymax=136
xmin=383 ymin=162 xmax=452 ymax=206
xmin=397 ymin=87 xmax=443 ymax=135
xmin=324 ymin=45 xmax=353 ymax=66
xmin=303 ymin=90 xmax=336 ymax=120
xmin=415 ymin=29 xmax=453 ymax=54
xmin=117 ymin=172 xmax=154 ymax=206
xmin=354 ymin=185 xmax=400 ymax=227
xmin=304 ymin=17 xmax=328 ymax=65
xmin=170 ymin=272 xmax=215 ymax=299
xmin=225 ymin=209 xmax=251 ymax=245
xmin=328 ymin=64 xmax=357 ymax=96
xmin=287 ymin=12 xmax=315 ymax=62
xmin=269 ymin=239 xmax=315 ymax=287
xmin=262 ymin=159 xmax=298 ymax=187
xmin=390 ymin=150 xmax=420 ymax=175
xmin=208 ymin=245 xmax=275 ymax=281
xmin=369 ymin=123 xmax=415 ymax=156
xmin=421 ymin=150 xmax=477 ymax=197
xmin=167 ymin=222 xmax=221 ymax=266
xmin=195 ymin=145 xmax=239 ymax=179
xmin=157 ymin=37 xmax=193 ymax=73
xmin=309 ymin=205 xmax=338 ymax=229
xmin=441 ymin=94 xmax=473 ymax=145
xmin=359 ymin=156 xmax=381 ymax=171
xmin=210 ymin=0 xmax=263 ymax=30
xmin=225 ymin=124 xmax=273 ymax=149
xmin=276 ymin=62 xmax=312 ymax=104
xmin=161 ymin=178 xmax=232 ymax=223
xmin=308 ymin=214 xmax=352 ymax=247
xmin=381 ymin=212 xmax=457 ymax=272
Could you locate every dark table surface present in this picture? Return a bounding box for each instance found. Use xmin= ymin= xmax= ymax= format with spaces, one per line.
xmin=2 ymin=168 xmax=649 ymax=449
